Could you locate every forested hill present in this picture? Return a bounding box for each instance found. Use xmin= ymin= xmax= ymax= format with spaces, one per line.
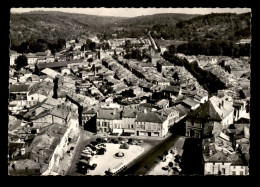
xmin=10 ymin=11 xmax=251 ymax=47
xmin=10 ymin=11 xmax=128 ymax=46
xmin=150 ymin=12 xmax=251 ymax=41
xmin=115 ymin=13 xmax=197 ymax=28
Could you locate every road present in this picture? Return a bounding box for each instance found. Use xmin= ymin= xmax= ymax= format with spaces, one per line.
xmin=120 ymin=133 xmax=180 ymax=176
xmin=66 ymin=130 xmax=96 ymax=176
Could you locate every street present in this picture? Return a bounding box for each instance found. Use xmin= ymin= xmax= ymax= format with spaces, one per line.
xmin=120 ymin=133 xmax=180 ymax=176
xmin=66 ymin=129 xmax=96 ymax=176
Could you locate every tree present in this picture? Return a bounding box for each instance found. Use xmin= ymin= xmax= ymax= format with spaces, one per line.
xmin=18 ymin=42 xmax=30 ymax=54
xmin=57 ymin=38 xmax=66 ymax=50
xmin=169 ymin=45 xmax=176 ymax=54
xmin=168 ymin=162 xmax=174 ymax=168
xmin=69 ymin=46 xmax=74 ymax=52
xmin=89 ymin=42 xmax=96 ymax=51
xmin=15 ymin=55 xmax=28 ymax=70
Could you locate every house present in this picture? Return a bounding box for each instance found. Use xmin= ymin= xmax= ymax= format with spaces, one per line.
xmin=41 ymin=68 xmax=62 ymax=79
xmin=233 ymin=100 xmax=247 ymax=122
xmin=28 ymin=107 xmax=71 ymax=129
xmin=193 ymin=92 xmax=208 ymax=104
xmin=181 ymin=97 xmax=200 ymax=111
xmin=26 ymin=53 xmax=38 ymax=65
xmin=162 ymin=85 xmax=182 ymax=99
xmin=158 ymin=107 xmax=180 ymax=127
xmin=10 ymin=50 xmax=21 ymax=66
xmin=28 ymin=116 xmax=79 ymax=175
xmin=202 ymin=139 xmax=249 ymax=176
xmin=185 ymin=96 xmax=234 ymax=139
xmin=27 ymin=82 xmax=53 ymax=107
xmin=96 ymin=109 xmax=122 ymax=134
xmin=135 ymin=109 xmax=168 ymax=137
xmin=157 ymin=59 xmax=174 ymax=74
xmin=82 ymin=108 xmax=97 ymax=125
xmin=159 ymin=46 xmax=167 ymax=54
xmin=35 ymin=62 xmax=67 ymax=75
xmin=121 ymin=109 xmax=137 ymax=136
xmin=156 ymin=99 xmax=169 ymax=109
xmin=9 ymin=84 xmax=31 ymax=111
xmin=140 ymin=62 xmax=156 ymax=70
xmin=236 ymin=38 xmax=251 ymax=45
xmin=61 ymin=67 xmax=71 ymax=75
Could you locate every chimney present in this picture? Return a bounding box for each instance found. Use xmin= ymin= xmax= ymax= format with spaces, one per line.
xmin=39 ymin=148 xmax=43 ymax=156
xmin=209 ymin=149 xmax=213 ymax=156
xmin=113 ymin=109 xmax=117 ymax=115
xmin=20 ymin=148 xmax=25 ymax=155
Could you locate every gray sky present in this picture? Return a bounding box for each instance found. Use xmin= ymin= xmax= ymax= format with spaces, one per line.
xmin=11 ymin=8 xmax=251 ymax=17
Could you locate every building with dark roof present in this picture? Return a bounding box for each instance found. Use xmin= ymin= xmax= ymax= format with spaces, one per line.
xmin=35 ymin=62 xmax=67 ymax=75
xmin=157 ymin=59 xmax=174 ymax=74
xmin=185 ymin=96 xmax=234 ymax=139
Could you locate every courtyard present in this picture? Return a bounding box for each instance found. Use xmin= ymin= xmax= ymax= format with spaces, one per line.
xmin=87 ymin=143 xmax=144 ymax=175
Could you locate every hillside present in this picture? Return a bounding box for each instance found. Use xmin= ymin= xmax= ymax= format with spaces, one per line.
xmin=10 ymin=11 xmax=251 ymax=47
xmin=150 ymin=12 xmax=251 ymax=41
xmin=115 ymin=13 xmax=197 ymax=28
xmin=10 ymin=11 xmax=128 ymax=46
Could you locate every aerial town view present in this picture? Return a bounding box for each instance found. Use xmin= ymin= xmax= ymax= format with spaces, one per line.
xmin=8 ymin=8 xmax=251 ymax=176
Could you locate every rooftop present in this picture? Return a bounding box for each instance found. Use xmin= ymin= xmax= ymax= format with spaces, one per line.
xmin=10 ymin=84 xmax=30 ymax=93
xmin=122 ymin=109 xmax=137 ymax=118
xmin=135 ymin=112 xmax=167 ymax=123
xmin=97 ymin=109 xmax=121 ymax=120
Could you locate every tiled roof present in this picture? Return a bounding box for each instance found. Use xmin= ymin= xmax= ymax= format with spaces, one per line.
xmin=50 ymin=107 xmax=69 ymax=120
xmin=163 ymin=85 xmax=180 ymax=93
xmin=135 ymin=112 xmax=167 ymax=123
xmin=97 ymin=109 xmax=121 ymax=120
xmin=174 ymin=137 xmax=186 ymax=149
xmin=182 ymin=97 xmax=199 ymax=107
xmin=36 ymin=62 xmax=67 ymax=69
xmin=122 ymin=109 xmax=137 ymax=118
xmin=9 ymin=84 xmax=30 ymax=93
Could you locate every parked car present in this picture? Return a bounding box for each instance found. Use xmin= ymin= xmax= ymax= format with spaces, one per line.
xmin=162 ymin=166 xmax=169 ymax=171
xmin=89 ymin=164 xmax=97 ymax=170
xmin=119 ymin=143 xmax=129 ymax=149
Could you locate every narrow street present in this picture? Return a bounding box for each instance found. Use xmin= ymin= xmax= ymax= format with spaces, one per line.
xmin=120 ymin=133 xmax=180 ymax=176
xmin=66 ymin=129 xmax=96 ymax=176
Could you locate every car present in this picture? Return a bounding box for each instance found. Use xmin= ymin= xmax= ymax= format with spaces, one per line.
xmin=89 ymin=164 xmax=97 ymax=170
xmin=162 ymin=166 xmax=169 ymax=171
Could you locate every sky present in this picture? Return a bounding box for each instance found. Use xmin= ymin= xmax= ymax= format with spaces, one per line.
xmin=10 ymin=8 xmax=251 ymax=17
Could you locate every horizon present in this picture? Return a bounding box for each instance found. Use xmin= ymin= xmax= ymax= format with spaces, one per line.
xmin=10 ymin=8 xmax=251 ymax=18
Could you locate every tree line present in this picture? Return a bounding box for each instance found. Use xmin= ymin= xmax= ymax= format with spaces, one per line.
xmin=163 ymin=50 xmax=226 ymax=94
xmin=176 ymin=40 xmax=250 ymax=57
xmin=10 ymin=38 xmax=66 ymax=55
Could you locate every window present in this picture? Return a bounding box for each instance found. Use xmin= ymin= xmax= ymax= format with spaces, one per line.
xmin=191 ymin=120 xmax=194 ymax=126
xmin=240 ymin=171 xmax=243 ymax=175
xmin=233 ymin=166 xmax=236 ymax=169
xmin=222 ymin=168 xmax=225 ymax=175
xmin=232 ymin=171 xmax=236 ymax=175
xmin=31 ymin=97 xmax=34 ymax=100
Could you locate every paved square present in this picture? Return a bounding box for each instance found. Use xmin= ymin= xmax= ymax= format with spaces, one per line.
xmin=87 ymin=143 xmax=144 ymax=175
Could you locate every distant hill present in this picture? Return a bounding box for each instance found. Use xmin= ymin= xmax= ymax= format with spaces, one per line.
xmin=115 ymin=13 xmax=197 ymax=28
xmin=10 ymin=11 xmax=251 ymax=47
xmin=149 ymin=12 xmax=251 ymax=41
xmin=10 ymin=11 xmax=128 ymax=46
